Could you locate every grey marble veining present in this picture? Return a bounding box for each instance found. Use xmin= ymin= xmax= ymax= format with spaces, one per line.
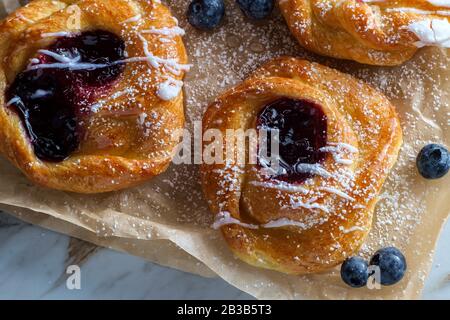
xmin=0 ymin=211 xmax=448 ymax=299
xmin=0 ymin=211 xmax=252 ymax=299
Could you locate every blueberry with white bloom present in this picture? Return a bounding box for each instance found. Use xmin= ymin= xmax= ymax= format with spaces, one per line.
xmin=416 ymin=144 xmax=450 ymax=179
xmin=340 ymin=256 xmax=369 ymax=288
xmin=187 ymin=0 xmax=225 ymax=30
xmin=237 ymin=0 xmax=274 ymax=20
xmin=369 ymin=247 xmax=407 ymax=286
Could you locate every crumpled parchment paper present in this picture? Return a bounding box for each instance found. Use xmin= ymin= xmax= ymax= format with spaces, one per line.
xmin=0 ymin=0 xmax=449 ymax=299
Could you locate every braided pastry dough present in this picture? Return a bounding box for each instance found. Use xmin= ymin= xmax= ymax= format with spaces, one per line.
xmin=279 ymin=0 xmax=450 ymax=65
xmin=0 ymin=0 xmax=188 ymax=193
xmin=201 ymin=57 xmax=403 ymax=274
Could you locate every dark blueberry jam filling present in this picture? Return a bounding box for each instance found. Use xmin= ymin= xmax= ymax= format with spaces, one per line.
xmin=257 ymin=98 xmax=328 ymax=183
xmin=5 ymin=30 xmax=126 ymax=162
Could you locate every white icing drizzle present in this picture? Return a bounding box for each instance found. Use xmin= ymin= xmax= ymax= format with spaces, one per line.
xmin=329 ymin=142 xmax=358 ymax=153
xmin=90 ymin=103 xmax=101 ymax=113
xmin=338 ymin=226 xmax=366 ymax=234
xmin=319 ymin=142 xmax=358 ymax=165
xmin=295 ymin=163 xmax=333 ymax=179
xmin=138 ymin=112 xmax=148 ymax=126
xmin=287 ymin=196 xmax=330 ymax=213
xmin=30 ymin=89 xmax=52 ymax=99
xmin=110 ymin=89 xmax=128 ymax=99
xmin=27 ymin=49 xmax=111 ymax=71
xmin=362 ymin=1 xmax=450 ymax=48
xmin=319 ymin=186 xmax=355 ymax=202
xmin=89 ymin=88 xmax=136 ymax=113
xmin=249 ymin=180 xmax=308 ymax=193
xmin=427 ymin=0 xmax=450 ymax=7
xmin=262 ymin=218 xmax=309 ymax=229
xmin=28 ymin=61 xmax=108 ymax=71
xmin=137 ymin=33 xmax=192 ymax=75
xmin=121 ymin=14 xmax=142 ymax=24
xmin=27 ymin=48 xmax=192 ymax=80
xmin=408 ymin=18 xmax=450 ymax=48
xmin=387 ymin=7 xmax=450 ymax=16
xmin=141 ymin=26 xmax=186 ymax=37
xmin=156 ymin=77 xmax=183 ymax=101
xmin=136 ymin=33 xmax=191 ymax=100
xmin=41 ymin=31 xmax=71 ymax=38
xmin=259 ymin=157 xmax=287 ymax=177
xmin=212 ymin=211 xmax=258 ymax=230
xmin=28 ymin=17 xmax=191 ymax=102
xmin=265 ymin=158 xmax=354 ymax=188
xmin=38 ymin=49 xmax=80 ymax=63
xmin=159 ymin=38 xmax=175 ymax=43
xmin=212 ymin=212 xmax=327 ymax=231
xmin=6 ymin=97 xmax=21 ymax=106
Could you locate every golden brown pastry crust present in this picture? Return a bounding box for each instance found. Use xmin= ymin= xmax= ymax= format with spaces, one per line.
xmin=279 ymin=0 xmax=450 ymax=66
xmin=201 ymin=57 xmax=403 ymax=275
xmin=0 ymin=0 xmax=188 ymax=193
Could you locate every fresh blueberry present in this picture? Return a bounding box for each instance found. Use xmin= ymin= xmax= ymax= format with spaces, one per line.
xmin=237 ymin=0 xmax=274 ymax=20
xmin=417 ymin=144 xmax=450 ymax=179
xmin=340 ymin=256 xmax=369 ymax=288
xmin=369 ymin=247 xmax=407 ymax=286
xmin=187 ymin=0 xmax=225 ymax=30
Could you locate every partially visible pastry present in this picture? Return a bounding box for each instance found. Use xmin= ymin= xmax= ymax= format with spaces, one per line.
xmin=0 ymin=0 xmax=189 ymax=193
xmin=201 ymin=57 xmax=403 ymax=274
xmin=279 ymin=0 xmax=450 ymax=65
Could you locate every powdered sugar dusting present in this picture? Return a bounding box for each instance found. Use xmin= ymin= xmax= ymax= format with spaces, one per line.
xmin=107 ymin=1 xmax=448 ymax=272
xmin=165 ymin=1 xmax=448 ymax=277
xmin=0 ymin=0 xmax=448 ymax=300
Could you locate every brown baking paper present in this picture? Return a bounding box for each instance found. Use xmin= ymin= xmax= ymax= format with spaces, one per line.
xmin=0 ymin=0 xmax=449 ymax=299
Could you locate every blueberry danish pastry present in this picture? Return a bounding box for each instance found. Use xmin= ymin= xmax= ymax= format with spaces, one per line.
xmin=279 ymin=0 xmax=450 ymax=65
xmin=0 ymin=0 xmax=189 ymax=193
xmin=201 ymin=57 xmax=403 ymax=274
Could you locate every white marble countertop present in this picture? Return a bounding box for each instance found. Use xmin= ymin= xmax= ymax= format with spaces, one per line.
xmin=0 ymin=210 xmax=448 ymax=299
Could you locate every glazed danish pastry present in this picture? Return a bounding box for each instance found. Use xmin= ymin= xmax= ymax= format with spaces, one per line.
xmin=201 ymin=57 xmax=403 ymax=274
xmin=0 ymin=0 xmax=189 ymax=193
xmin=279 ymin=0 xmax=450 ymax=65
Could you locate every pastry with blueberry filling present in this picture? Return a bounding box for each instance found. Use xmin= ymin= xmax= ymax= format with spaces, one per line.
xmin=0 ymin=0 xmax=189 ymax=193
